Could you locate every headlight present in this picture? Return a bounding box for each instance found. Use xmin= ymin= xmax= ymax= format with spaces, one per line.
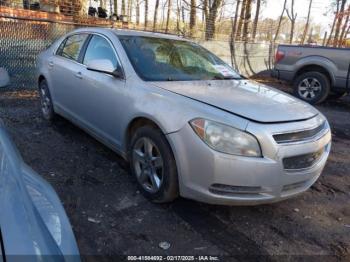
xmin=190 ymin=118 xmax=262 ymax=157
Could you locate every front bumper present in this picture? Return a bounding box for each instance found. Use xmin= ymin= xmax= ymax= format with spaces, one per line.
xmin=167 ymin=115 xmax=331 ymax=205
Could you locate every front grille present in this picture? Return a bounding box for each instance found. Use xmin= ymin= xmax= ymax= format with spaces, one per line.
xmin=283 ymin=148 xmax=324 ymax=170
xmin=273 ymin=122 xmax=327 ymax=144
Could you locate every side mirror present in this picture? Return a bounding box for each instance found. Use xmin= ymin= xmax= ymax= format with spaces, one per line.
xmin=87 ymin=59 xmax=124 ymax=79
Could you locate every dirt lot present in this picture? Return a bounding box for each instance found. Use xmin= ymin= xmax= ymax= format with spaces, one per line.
xmin=0 ymin=79 xmax=349 ymax=261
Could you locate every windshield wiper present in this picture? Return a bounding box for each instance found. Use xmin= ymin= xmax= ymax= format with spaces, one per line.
xmin=212 ymin=75 xmax=241 ymax=80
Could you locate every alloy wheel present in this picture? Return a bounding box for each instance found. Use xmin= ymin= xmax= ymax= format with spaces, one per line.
xmin=298 ymin=77 xmax=322 ymax=100
xmin=133 ymin=137 xmax=164 ymax=193
xmin=39 ymin=85 xmax=51 ymax=117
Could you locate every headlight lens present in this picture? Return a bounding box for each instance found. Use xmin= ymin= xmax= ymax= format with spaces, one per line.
xmin=190 ymin=118 xmax=262 ymax=157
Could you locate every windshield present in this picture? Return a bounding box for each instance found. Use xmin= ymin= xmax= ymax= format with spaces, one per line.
xmin=118 ymin=36 xmax=241 ymax=81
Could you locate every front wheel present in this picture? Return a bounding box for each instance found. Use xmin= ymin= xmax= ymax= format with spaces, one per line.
xmin=129 ymin=126 xmax=179 ymax=203
xmin=293 ymin=72 xmax=330 ymax=104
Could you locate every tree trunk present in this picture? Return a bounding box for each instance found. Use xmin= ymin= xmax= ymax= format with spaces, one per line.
xmin=205 ymin=0 xmax=223 ymax=40
xmin=236 ymin=0 xmax=247 ymax=41
xmin=242 ymin=0 xmax=252 ymax=42
xmin=203 ymin=0 xmax=208 ymax=22
xmin=232 ymin=0 xmax=241 ymax=41
xmin=121 ymin=0 xmax=126 ymax=16
xmin=301 ymin=0 xmax=313 ymax=44
xmin=327 ymin=0 xmax=341 ymax=46
xmin=153 ymin=0 xmax=160 ymax=31
xmin=189 ymin=0 xmax=196 ymax=36
xmin=114 ymin=0 xmax=118 ymax=15
xmin=252 ymin=0 xmax=261 ymax=41
xmin=136 ymin=0 xmax=140 ymax=25
xmin=286 ymin=0 xmax=297 ymax=44
xmin=165 ymin=0 xmax=172 ymax=33
xmin=274 ymin=0 xmax=287 ymax=42
xmin=322 ymin=31 xmax=328 ymax=46
xmin=289 ymin=21 xmax=295 ymax=44
xmin=176 ymin=0 xmax=181 ymax=34
xmin=333 ymin=0 xmax=347 ymax=46
xmin=144 ymin=0 xmax=148 ymax=29
xmin=338 ymin=5 xmax=350 ymax=47
xmin=128 ymin=0 xmax=133 ymax=21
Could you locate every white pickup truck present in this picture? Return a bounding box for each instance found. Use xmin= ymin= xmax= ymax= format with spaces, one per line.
xmin=272 ymin=45 xmax=350 ymax=104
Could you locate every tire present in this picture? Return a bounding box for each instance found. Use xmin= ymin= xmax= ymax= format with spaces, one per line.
xmin=293 ymin=71 xmax=330 ymax=104
xmin=129 ymin=125 xmax=179 ymax=203
xmin=39 ymin=79 xmax=55 ymax=121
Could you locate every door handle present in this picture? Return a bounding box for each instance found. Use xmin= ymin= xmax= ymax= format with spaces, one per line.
xmin=48 ymin=61 xmax=54 ymax=68
xmin=75 ymin=72 xmax=83 ymax=79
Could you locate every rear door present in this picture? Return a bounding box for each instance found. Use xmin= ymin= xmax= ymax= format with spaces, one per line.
xmin=49 ymin=33 xmax=89 ymax=116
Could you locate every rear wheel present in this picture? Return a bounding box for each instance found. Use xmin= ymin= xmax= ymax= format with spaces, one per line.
xmin=39 ymin=79 xmax=55 ymax=121
xmin=293 ymin=71 xmax=330 ymax=104
xmin=129 ymin=126 xmax=179 ymax=203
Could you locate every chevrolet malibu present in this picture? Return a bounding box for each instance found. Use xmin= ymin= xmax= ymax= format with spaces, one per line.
xmin=36 ymin=28 xmax=331 ymax=205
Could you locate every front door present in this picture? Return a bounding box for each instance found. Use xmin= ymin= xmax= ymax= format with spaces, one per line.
xmin=76 ymin=34 xmax=127 ymax=148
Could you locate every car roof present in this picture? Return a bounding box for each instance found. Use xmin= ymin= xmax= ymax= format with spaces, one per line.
xmin=71 ymin=27 xmax=189 ymax=41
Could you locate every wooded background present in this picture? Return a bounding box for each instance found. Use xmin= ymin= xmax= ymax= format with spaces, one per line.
xmin=0 ymin=0 xmax=349 ymax=87
xmin=1 ymin=0 xmax=349 ymax=46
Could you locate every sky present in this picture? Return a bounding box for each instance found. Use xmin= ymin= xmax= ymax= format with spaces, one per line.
xmin=260 ymin=0 xmax=334 ymax=29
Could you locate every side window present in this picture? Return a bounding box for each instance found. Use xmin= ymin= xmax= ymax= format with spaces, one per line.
xmin=83 ymin=35 xmax=119 ymax=69
xmin=56 ymin=38 xmax=66 ymax=56
xmin=58 ymin=34 xmax=88 ymax=62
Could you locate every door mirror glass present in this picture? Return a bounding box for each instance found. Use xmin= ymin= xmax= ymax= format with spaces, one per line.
xmin=87 ymin=59 xmax=123 ymax=78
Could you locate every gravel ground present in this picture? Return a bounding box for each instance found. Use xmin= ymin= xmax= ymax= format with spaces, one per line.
xmin=0 ymin=79 xmax=349 ymax=261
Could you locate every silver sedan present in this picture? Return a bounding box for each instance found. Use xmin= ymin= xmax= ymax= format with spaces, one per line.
xmin=36 ymin=28 xmax=331 ymax=205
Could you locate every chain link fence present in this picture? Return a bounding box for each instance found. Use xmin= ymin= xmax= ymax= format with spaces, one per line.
xmin=0 ymin=1 xmax=276 ymax=88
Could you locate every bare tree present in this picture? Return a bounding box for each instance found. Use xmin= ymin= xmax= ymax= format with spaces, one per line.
xmin=236 ymin=0 xmax=247 ymax=40
xmin=144 ymin=0 xmax=149 ymax=29
xmin=165 ymin=0 xmax=172 ymax=33
xmin=286 ymin=0 xmax=298 ymax=44
xmin=338 ymin=5 xmax=350 ymax=46
xmin=252 ymin=0 xmax=262 ymax=41
xmin=242 ymin=0 xmax=253 ymax=42
xmin=190 ymin=0 xmax=197 ymax=36
xmin=274 ymin=0 xmax=287 ymax=42
xmin=301 ymin=0 xmax=313 ymax=44
xmin=327 ymin=0 xmax=341 ymax=46
xmin=128 ymin=0 xmax=133 ymax=21
xmin=153 ymin=0 xmax=160 ymax=31
xmin=232 ymin=0 xmax=241 ymax=41
xmin=203 ymin=0 xmax=208 ymax=24
xmin=114 ymin=0 xmax=118 ymax=16
xmin=333 ymin=0 xmax=347 ymax=46
xmin=176 ymin=0 xmax=181 ymax=34
xmin=205 ymin=0 xmax=223 ymax=40
xmin=121 ymin=0 xmax=126 ymax=15
xmin=136 ymin=0 xmax=140 ymax=25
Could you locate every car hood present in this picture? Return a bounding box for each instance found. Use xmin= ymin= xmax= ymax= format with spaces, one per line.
xmin=150 ymin=79 xmax=318 ymax=123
